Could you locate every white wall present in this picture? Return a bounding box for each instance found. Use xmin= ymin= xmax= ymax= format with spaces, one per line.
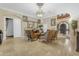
xmin=42 ymin=17 xmax=57 ymax=30
xmin=13 ymin=18 xmax=22 ymax=37
xmin=22 ymin=17 xmax=37 ymax=37
xmin=43 ymin=24 xmax=48 ymax=32
xmin=0 ymin=9 xmax=23 ymax=41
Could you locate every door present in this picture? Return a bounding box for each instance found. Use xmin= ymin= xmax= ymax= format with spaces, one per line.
xmin=6 ymin=18 xmax=13 ymax=37
xmin=60 ymin=24 xmax=66 ymax=34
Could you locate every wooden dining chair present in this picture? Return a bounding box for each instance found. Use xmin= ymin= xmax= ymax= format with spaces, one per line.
xmin=39 ymin=30 xmax=58 ymax=43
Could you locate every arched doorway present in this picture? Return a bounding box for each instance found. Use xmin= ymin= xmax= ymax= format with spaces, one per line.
xmin=60 ymin=23 xmax=66 ymax=34
xmin=57 ymin=22 xmax=69 ymax=35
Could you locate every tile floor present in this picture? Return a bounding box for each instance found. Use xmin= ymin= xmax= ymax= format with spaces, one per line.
xmin=0 ymin=37 xmax=79 ymax=56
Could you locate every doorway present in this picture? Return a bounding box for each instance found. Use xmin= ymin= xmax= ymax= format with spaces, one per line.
xmin=60 ymin=23 xmax=66 ymax=34
xmin=6 ymin=18 xmax=14 ymax=38
xmin=57 ymin=22 xmax=69 ymax=35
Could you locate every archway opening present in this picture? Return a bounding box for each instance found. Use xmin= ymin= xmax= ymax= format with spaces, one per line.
xmin=57 ymin=22 xmax=69 ymax=35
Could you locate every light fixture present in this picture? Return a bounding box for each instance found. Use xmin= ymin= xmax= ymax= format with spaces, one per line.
xmin=36 ymin=3 xmax=44 ymax=19
xmin=36 ymin=9 xmax=44 ymax=18
xmin=37 ymin=3 xmax=44 ymax=8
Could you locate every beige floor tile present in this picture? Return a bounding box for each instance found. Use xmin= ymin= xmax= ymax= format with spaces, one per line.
xmin=0 ymin=37 xmax=79 ymax=56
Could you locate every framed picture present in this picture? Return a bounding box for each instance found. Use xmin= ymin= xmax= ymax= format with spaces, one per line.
xmin=27 ymin=21 xmax=38 ymax=28
xmin=51 ymin=18 xmax=56 ymax=26
xmin=23 ymin=16 xmax=28 ymax=22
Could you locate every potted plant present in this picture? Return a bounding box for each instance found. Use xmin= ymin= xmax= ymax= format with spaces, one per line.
xmin=39 ymin=24 xmax=43 ymax=29
xmin=38 ymin=24 xmax=44 ymax=33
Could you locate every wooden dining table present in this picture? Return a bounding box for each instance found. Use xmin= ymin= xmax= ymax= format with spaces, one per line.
xmin=25 ymin=30 xmax=41 ymax=41
xmin=31 ymin=30 xmax=41 ymax=40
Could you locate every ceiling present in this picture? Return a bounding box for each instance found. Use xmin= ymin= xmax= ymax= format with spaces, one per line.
xmin=0 ymin=3 xmax=79 ymax=19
